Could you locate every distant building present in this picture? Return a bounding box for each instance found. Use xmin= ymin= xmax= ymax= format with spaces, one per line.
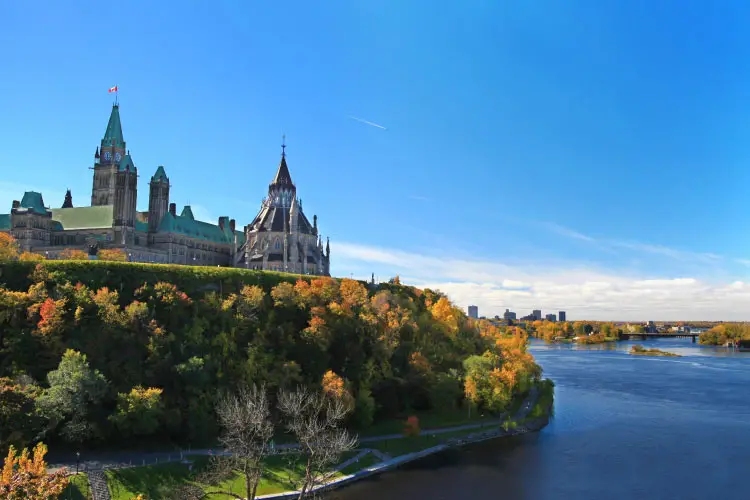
xmin=646 ymin=321 xmax=657 ymax=333
xmin=533 ymin=309 xmax=542 ymax=321
xmin=468 ymin=305 xmax=478 ymax=319
xmin=520 ymin=314 xmax=536 ymax=321
xmin=503 ymin=309 xmax=517 ymax=321
xmin=559 ymin=311 xmax=567 ymax=322
xmin=545 ymin=313 xmax=557 ymax=322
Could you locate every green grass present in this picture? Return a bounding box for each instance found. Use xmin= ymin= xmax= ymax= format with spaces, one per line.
xmin=527 ymin=379 xmax=555 ymax=419
xmin=361 ymin=406 xmax=496 ymax=437
xmin=60 ymin=473 xmax=90 ymax=500
xmin=367 ymin=426 xmax=494 ymax=457
xmin=104 ymin=451 xmax=358 ymax=499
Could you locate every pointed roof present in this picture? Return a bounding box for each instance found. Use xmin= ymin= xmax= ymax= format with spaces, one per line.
xmin=102 ymin=104 xmax=125 ymax=148
xmin=152 ymin=165 xmax=168 ymax=182
xmin=269 ymin=139 xmax=295 ymax=190
xmin=62 ymin=189 xmax=73 ymax=208
xmin=118 ymin=153 xmax=136 ymax=172
xmin=180 ymin=205 xmax=195 ymax=220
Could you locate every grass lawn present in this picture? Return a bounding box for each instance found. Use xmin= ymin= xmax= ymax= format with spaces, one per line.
xmin=339 ymin=453 xmax=382 ymax=475
xmin=367 ymin=426 xmax=492 ymax=457
xmin=361 ymin=406 xmax=497 ymax=437
xmin=104 ymin=451 xmax=357 ymax=499
xmin=60 ymin=473 xmax=90 ymax=500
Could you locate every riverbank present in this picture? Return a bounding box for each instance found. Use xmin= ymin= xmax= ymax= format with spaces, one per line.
xmin=60 ymin=383 xmax=552 ymax=499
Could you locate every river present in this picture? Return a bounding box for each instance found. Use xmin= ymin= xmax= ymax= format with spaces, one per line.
xmin=331 ymin=338 xmax=750 ymax=500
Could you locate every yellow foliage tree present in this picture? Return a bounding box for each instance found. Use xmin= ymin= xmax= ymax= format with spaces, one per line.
xmin=430 ymin=297 xmax=459 ymax=334
xmin=321 ymin=370 xmax=353 ymax=408
xmin=339 ymin=278 xmax=368 ymax=308
xmin=18 ymin=252 xmax=44 ymax=262
xmin=59 ymin=248 xmax=88 ymax=260
xmin=98 ymin=248 xmax=127 ymax=262
xmin=0 ymin=443 xmax=69 ymax=499
xmin=0 ymin=233 xmax=19 ymax=261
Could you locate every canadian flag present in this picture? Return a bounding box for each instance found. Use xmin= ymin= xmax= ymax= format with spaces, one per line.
xmin=108 ymin=86 xmax=118 ymax=93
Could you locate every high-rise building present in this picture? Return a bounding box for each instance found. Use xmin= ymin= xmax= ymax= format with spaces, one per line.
xmin=468 ymin=305 xmax=479 ymax=319
xmin=533 ymin=309 xmax=542 ymax=320
xmin=559 ymin=311 xmax=567 ymax=322
xmin=545 ymin=313 xmax=557 ymax=322
xmin=503 ymin=309 xmax=517 ymax=320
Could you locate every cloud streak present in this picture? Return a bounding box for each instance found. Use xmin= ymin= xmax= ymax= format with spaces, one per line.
xmin=348 ymin=115 xmax=387 ymax=130
xmin=333 ymin=241 xmax=750 ymax=321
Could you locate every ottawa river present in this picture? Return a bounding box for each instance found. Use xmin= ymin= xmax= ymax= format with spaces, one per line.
xmin=331 ymin=338 xmax=750 ymax=500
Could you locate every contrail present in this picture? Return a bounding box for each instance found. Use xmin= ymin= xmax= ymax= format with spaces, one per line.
xmin=348 ymin=115 xmax=387 ymax=130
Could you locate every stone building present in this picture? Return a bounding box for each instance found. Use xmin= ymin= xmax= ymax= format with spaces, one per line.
xmin=0 ymin=103 xmax=330 ymax=275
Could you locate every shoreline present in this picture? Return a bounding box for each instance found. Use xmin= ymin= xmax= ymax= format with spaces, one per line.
xmin=258 ymin=388 xmax=551 ymax=499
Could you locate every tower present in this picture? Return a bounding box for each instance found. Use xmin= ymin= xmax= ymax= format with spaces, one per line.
xmin=91 ymin=104 xmax=127 ymax=206
xmin=112 ymin=152 xmax=138 ymax=245
xmin=148 ymin=166 xmax=170 ymax=232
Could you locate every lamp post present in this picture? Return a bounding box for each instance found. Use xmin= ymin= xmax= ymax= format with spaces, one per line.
xmin=45 ymin=251 xmax=48 ymax=260
xmin=128 ymin=253 xmax=132 ymax=262
xmin=75 ymin=451 xmax=80 ymax=474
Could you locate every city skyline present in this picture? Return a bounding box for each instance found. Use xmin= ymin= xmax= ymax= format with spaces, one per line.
xmin=3 ymin=2 xmax=750 ymax=320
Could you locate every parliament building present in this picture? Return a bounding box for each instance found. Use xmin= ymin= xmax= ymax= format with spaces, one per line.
xmin=0 ymin=104 xmax=331 ymax=275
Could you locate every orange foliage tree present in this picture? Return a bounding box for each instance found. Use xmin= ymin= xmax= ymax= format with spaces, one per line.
xmin=18 ymin=252 xmax=44 ymax=262
xmin=97 ymin=248 xmax=127 ymax=262
xmin=59 ymin=248 xmax=88 ymax=260
xmin=0 ymin=443 xmax=69 ymax=500
xmin=0 ymin=233 xmax=19 ymax=261
xmin=403 ymin=415 xmax=420 ymax=436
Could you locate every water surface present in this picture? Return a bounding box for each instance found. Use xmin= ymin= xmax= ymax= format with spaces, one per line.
xmin=332 ymin=339 xmax=750 ymax=500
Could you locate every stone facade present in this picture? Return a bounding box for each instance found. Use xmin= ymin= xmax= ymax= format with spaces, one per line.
xmin=0 ymin=104 xmax=331 ymax=275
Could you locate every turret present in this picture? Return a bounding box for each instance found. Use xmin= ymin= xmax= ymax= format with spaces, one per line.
xmin=148 ymin=166 xmax=170 ymax=232
xmin=61 ymin=189 xmax=73 ymax=208
xmin=326 ymin=237 xmax=330 ymax=257
xmin=313 ymin=214 xmax=318 ymax=235
xmin=92 ymin=104 xmax=127 ymax=206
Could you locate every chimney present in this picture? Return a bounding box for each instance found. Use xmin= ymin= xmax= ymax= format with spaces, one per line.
xmin=12 ymin=200 xmax=20 ymax=209
xmin=229 ymin=219 xmax=236 ymax=232
xmin=169 ymin=203 xmax=176 ymax=216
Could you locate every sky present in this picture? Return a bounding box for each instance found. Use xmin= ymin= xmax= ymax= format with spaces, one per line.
xmin=2 ymin=1 xmax=750 ymax=321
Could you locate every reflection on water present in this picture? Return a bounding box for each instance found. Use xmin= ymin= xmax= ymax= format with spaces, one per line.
xmin=331 ymin=338 xmax=750 ymax=500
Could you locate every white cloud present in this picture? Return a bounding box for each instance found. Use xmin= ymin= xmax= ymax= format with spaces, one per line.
xmin=334 ymin=241 xmax=750 ymax=321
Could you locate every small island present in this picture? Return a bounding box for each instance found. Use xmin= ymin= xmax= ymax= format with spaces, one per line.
xmin=629 ymin=344 xmax=681 ymax=357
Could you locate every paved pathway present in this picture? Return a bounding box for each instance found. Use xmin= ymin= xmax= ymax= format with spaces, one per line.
xmin=49 ymin=388 xmax=542 ymax=475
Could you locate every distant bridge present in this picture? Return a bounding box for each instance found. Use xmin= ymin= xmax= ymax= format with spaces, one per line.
xmin=621 ymin=332 xmax=699 ymax=343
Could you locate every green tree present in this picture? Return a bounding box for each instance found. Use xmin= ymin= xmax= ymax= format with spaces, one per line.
xmin=0 ymin=377 xmax=43 ymax=451
xmin=36 ymin=349 xmax=109 ymax=444
xmin=109 ymin=386 xmax=164 ymax=438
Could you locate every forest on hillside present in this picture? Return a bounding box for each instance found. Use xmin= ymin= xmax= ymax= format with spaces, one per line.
xmin=0 ymin=259 xmax=542 ymax=454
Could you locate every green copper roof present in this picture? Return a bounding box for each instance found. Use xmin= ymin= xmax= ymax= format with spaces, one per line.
xmin=0 ymin=214 xmax=10 ymax=230
xmin=50 ymin=205 xmax=113 ymax=230
xmin=180 ymin=206 xmax=195 ymax=220
xmin=103 ymin=104 xmax=125 ymax=148
xmin=152 ymin=166 xmax=168 ymax=182
xmin=19 ymin=191 xmax=48 ymax=215
xmin=158 ymin=212 xmax=246 ymax=245
xmin=118 ymin=153 xmax=136 ymax=172
xmin=135 ymin=219 xmax=149 ymax=232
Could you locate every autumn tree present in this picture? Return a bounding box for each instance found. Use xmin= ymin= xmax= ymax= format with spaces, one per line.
xmin=59 ymin=248 xmax=88 ymax=260
xmin=0 ymin=378 xmax=43 ymax=451
xmin=0 ymin=443 xmax=69 ymax=500
xmin=0 ymin=233 xmax=19 ymax=261
xmin=18 ymin=252 xmax=44 ymax=262
xmin=278 ymin=387 xmax=357 ymax=499
xmin=98 ymin=248 xmax=127 ymax=262
xmin=109 ymin=387 xmax=164 ymax=438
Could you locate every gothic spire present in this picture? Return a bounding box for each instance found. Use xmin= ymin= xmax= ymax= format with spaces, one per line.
xmin=269 ymin=135 xmax=294 ymax=190
xmin=61 ymin=189 xmax=73 ymax=208
xmin=102 ymin=104 xmax=125 ymax=149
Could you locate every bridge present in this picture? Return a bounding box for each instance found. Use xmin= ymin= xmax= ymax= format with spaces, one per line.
xmin=621 ymin=332 xmax=699 ymax=343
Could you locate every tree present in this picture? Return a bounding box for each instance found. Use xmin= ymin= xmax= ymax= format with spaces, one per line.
xmin=98 ymin=248 xmax=127 ymax=262
xmin=18 ymin=252 xmax=44 ymax=262
xmin=0 ymin=233 xmax=19 ymax=261
xmin=278 ymin=387 xmax=357 ymax=499
xmin=109 ymin=386 xmax=164 ymax=438
xmin=36 ymin=349 xmax=109 ymax=444
xmin=0 ymin=378 xmax=43 ymax=451
xmin=0 ymin=442 xmax=69 ymax=500
xmin=200 ymin=385 xmax=274 ymax=500
xmin=59 ymin=248 xmax=88 ymax=260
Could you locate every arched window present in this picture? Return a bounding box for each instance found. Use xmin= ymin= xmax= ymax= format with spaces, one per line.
xmin=274 ymin=238 xmax=281 ymax=250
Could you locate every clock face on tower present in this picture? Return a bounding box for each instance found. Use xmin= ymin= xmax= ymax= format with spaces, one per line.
xmin=115 ymin=152 xmax=122 ymax=162
xmin=103 ymin=151 xmax=111 ymax=161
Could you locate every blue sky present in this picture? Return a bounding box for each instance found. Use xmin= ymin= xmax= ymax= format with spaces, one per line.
xmin=2 ymin=1 xmax=750 ymax=320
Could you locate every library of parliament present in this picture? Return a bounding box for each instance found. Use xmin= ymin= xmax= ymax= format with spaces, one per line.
xmin=0 ymin=103 xmax=331 ymax=275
